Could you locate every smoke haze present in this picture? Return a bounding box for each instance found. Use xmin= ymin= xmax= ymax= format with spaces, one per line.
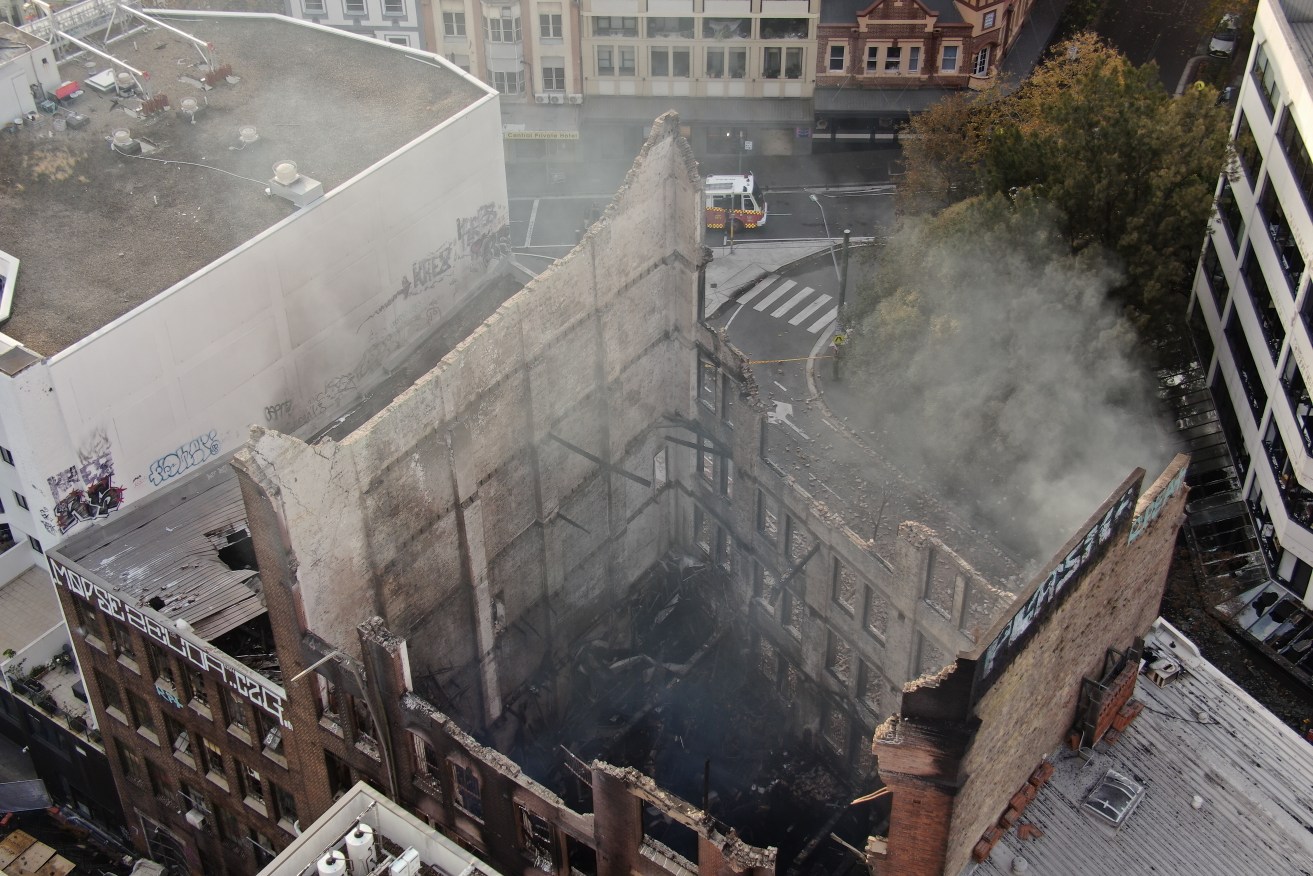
xmin=851 ymin=194 xmax=1171 ymax=564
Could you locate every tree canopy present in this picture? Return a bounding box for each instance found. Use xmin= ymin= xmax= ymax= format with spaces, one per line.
xmin=898 ymin=33 xmax=1232 ymax=327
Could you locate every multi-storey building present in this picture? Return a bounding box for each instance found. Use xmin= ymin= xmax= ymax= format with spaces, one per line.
xmin=1188 ymin=0 xmax=1313 ymax=608
xmin=0 ymin=0 xmax=511 ymax=838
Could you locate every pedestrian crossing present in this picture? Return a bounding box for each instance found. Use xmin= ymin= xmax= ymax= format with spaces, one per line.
xmin=737 ymin=275 xmax=838 ymax=334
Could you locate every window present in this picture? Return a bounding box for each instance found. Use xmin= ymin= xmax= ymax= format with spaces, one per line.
xmin=518 ymin=804 xmax=557 ymax=873
xmin=942 ymin=45 xmax=959 ymax=72
xmin=756 ymin=490 xmax=778 ymax=542
xmin=673 ymin=47 xmax=690 ymax=77
xmin=241 ymin=763 xmax=265 ymax=806
xmin=0 ymin=446 xmax=13 ymax=466
xmin=651 ymin=46 xmax=669 ymax=77
xmin=543 ymin=65 xmax=565 ymax=90
xmin=619 ymin=47 xmax=635 ymax=76
xmin=983 ymin=9 xmax=996 ymax=28
xmin=783 ymin=47 xmax=802 ymax=79
xmin=540 ymin=13 xmax=562 ymax=37
xmin=1253 ymin=43 xmax=1281 ymax=119
xmin=909 ymin=46 xmax=921 ymax=72
xmin=26 ymin=535 xmax=40 ymax=553
xmin=829 ymin=44 xmax=846 ymax=72
xmin=315 ymin=673 xmax=341 ymax=726
xmin=182 ymin=664 xmax=208 ymax=708
xmin=592 ymin=16 xmax=636 ymax=37
xmin=11 ymin=494 xmax=26 ymax=515
xmin=1278 ymin=111 xmax=1313 ymax=212
xmin=492 ymin=70 xmax=524 ymax=94
xmin=865 ymin=586 xmax=890 ymax=640
xmin=486 ymin=12 xmax=521 ymax=42
xmin=703 ymin=17 xmax=749 ymax=38
xmin=1201 ymin=237 xmax=1230 ymax=312
xmin=859 ymin=661 xmax=883 ymax=713
xmin=249 ymin=829 xmax=276 ymax=868
xmin=384 ymin=34 xmax=410 ymax=45
xmin=728 ymin=47 xmax=746 ymax=78
xmin=108 ymin=622 xmax=135 ymax=661
xmin=118 ymin=744 xmax=145 ymax=788
xmin=826 ymin=633 xmax=852 ymax=684
xmin=272 ymin=782 xmax=297 ymax=827
xmin=165 ymin=716 xmax=191 ymax=760
xmin=706 ymin=47 xmax=724 ymax=78
xmin=760 ymin=17 xmax=808 ymax=39
xmin=865 ymin=45 xmax=879 ymax=73
xmin=96 ymin=670 xmax=124 ymax=719
xmin=451 ymin=761 xmax=484 ymax=819
xmin=303 ymin=0 xmax=324 ymax=12
xmin=201 ymin=736 xmax=226 ymax=781
xmin=1236 ymin=112 xmax=1262 ymax=185
xmin=783 ymin=591 xmax=803 ymax=639
xmin=255 ymin=709 xmax=284 ymax=758
xmin=344 ymin=0 xmax=365 ymax=13
xmin=383 ymin=0 xmax=404 ymax=15
xmin=443 ymin=11 xmax=465 ymax=36
xmin=597 ymin=47 xmax=614 ymax=76
xmin=886 ymin=46 xmax=902 ymax=72
xmin=224 ymin=687 xmax=249 ymax=732
xmin=833 ymin=560 xmax=858 ymax=615
xmin=128 ymin=690 xmax=156 ymax=738
xmin=646 ymin=16 xmax=693 ymax=38
xmin=972 ymin=46 xmax=990 ymax=75
xmin=766 ymin=46 xmax=784 ymax=78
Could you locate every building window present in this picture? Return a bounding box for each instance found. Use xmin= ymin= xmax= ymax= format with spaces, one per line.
xmin=646 ymin=16 xmax=693 ymax=38
xmin=983 ymin=10 xmax=996 ymax=28
xmin=1217 ymin=178 xmax=1244 ymax=249
xmin=859 ymin=661 xmax=883 ymax=713
xmin=760 ymin=17 xmax=808 ymax=39
xmin=972 ymin=46 xmax=990 ymax=75
xmin=383 ymin=0 xmax=403 ymax=15
xmin=1253 ymin=43 xmax=1281 ymax=119
xmin=828 ymin=44 xmax=846 ymax=72
xmin=1235 ymin=112 xmax=1262 ymax=186
xmin=443 ymin=11 xmax=465 ymax=36
xmin=451 ymin=761 xmax=484 ymax=819
xmin=833 ymin=560 xmax=858 ymax=615
xmin=1201 ymin=237 xmax=1230 ymax=313
xmin=753 ymin=561 xmax=780 ymax=610
xmin=165 ymin=715 xmax=191 ymax=760
xmin=240 ymin=763 xmax=265 ymax=806
xmin=543 ymin=65 xmax=565 ymax=90
xmin=540 ymin=13 xmax=562 ymax=37
xmin=181 ymin=664 xmax=208 ymax=708
xmin=592 ymin=16 xmax=636 ymax=37
xmin=706 ymin=47 xmax=724 ymax=78
xmin=765 ymin=47 xmax=803 ymax=78
xmin=651 ymin=46 xmax=669 ymax=77
xmin=302 ymin=0 xmax=324 ymax=11
xmin=865 ymin=586 xmax=890 ymax=640
xmin=384 ymin=34 xmax=410 ymax=45
xmin=201 ymin=736 xmax=226 ymax=782
xmin=493 ymin=70 xmax=524 ymax=93
xmin=909 ymin=46 xmax=921 ymax=72
xmin=255 ymin=708 xmax=284 ymax=758
xmin=703 ymin=17 xmax=749 ymax=38
xmin=597 ymin=46 xmax=614 ymax=76
xmin=766 ymin=46 xmax=784 ymax=78
xmin=108 ymin=622 xmax=135 ymax=661
xmin=272 ymin=782 xmax=297 ymax=827
xmin=26 ymin=535 xmax=40 ymax=553
xmin=249 ymin=830 xmax=276 ymax=869
xmin=865 ymin=45 xmax=878 ymax=73
xmin=942 ymin=45 xmax=959 ymax=72
xmin=127 ymin=690 xmax=156 ymax=738
xmin=118 ymin=744 xmax=145 ymax=789
xmin=13 ymin=492 xmax=27 ymax=511
xmin=344 ymin=0 xmax=365 ymax=14
xmin=886 ymin=46 xmax=902 ymax=72
xmin=1278 ymin=111 xmax=1313 ymax=213
xmin=224 ymin=687 xmax=249 ymax=733
xmin=618 ymin=47 xmax=635 ymax=76
xmin=314 ymin=674 xmax=342 ymax=727
xmin=0 ymin=446 xmax=13 ymax=465
xmin=486 ymin=11 xmax=521 ymax=42
xmin=783 ymin=590 xmax=803 ymax=639
xmin=97 ymin=670 xmax=125 ymax=720
xmin=0 ymin=524 xmax=13 ymax=553
xmin=672 ymin=47 xmax=690 ymax=77
xmin=518 ymin=804 xmax=557 ymax=873
xmin=826 ymin=632 xmax=852 ymax=684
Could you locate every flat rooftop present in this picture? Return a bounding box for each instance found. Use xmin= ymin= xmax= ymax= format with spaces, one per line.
xmin=0 ymin=13 xmax=487 ymax=357
xmin=974 ymin=618 xmax=1313 ymax=876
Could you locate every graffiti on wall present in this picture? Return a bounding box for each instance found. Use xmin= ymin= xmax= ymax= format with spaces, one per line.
xmin=264 ymin=400 xmax=294 ymax=424
xmin=457 ymin=202 xmax=510 ymax=271
xmin=358 ymin=242 xmax=457 ymax=331
xmin=48 ymin=556 xmax=290 ymax=728
xmin=44 ymin=428 xmax=126 ymax=535
xmin=147 ymin=430 xmax=220 ymax=486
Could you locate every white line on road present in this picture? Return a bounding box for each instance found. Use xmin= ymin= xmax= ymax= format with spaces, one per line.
xmin=772 ymin=287 xmax=815 ymax=319
xmin=774 ymin=381 xmax=789 ymax=392
xmin=789 ymin=294 xmax=832 ymax=325
xmin=525 ymin=199 xmax=541 ymax=247
xmin=738 ymin=276 xmax=776 ymax=306
xmin=808 ymin=307 xmax=840 ymax=334
xmin=754 ymin=279 xmax=795 ymax=311
xmin=724 ymin=300 xmax=749 ymax=331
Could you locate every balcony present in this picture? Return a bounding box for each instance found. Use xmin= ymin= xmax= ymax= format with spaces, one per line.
xmin=1280 ymin=360 xmax=1313 ymax=455
xmin=1259 ymin=182 xmax=1306 ymax=293
xmin=1264 ymin=427 xmax=1313 ymax=530
xmin=1225 ymin=312 xmax=1269 ymax=422
xmin=5 ymin=646 xmax=102 ymax=752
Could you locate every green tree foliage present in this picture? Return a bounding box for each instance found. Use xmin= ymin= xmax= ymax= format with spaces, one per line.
xmin=899 ymin=33 xmax=1231 ymax=329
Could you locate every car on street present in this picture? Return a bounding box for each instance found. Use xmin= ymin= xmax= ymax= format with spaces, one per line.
xmin=1210 ymin=13 xmax=1240 ymax=57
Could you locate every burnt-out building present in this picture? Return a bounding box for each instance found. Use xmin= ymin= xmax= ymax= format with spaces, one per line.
xmin=47 ymin=113 xmax=1192 ymax=876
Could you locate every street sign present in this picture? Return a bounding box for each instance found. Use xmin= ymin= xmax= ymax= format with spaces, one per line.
xmin=743 ymin=140 xmax=754 ymax=151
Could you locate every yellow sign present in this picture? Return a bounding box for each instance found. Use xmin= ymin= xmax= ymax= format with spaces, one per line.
xmin=504 ymin=130 xmax=580 ymax=140
xmin=833 ymin=333 xmax=847 ymax=345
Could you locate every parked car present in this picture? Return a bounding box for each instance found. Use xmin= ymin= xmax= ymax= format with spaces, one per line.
xmin=1210 ymin=13 xmax=1240 ymax=57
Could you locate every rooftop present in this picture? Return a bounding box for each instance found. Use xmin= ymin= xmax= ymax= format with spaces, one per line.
xmin=0 ymin=12 xmax=487 ymax=357
xmin=974 ymin=618 xmax=1313 ymax=876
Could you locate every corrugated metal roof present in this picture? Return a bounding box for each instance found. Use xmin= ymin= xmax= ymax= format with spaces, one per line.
xmin=66 ymin=465 xmax=264 ymax=641
xmin=970 ymin=620 xmax=1313 ymax=876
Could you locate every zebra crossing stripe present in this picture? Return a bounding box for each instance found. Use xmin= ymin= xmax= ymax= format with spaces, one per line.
xmin=754 ymin=279 xmax=795 ymax=312
xmin=807 ymin=307 xmax=840 ymax=334
xmin=789 ymin=294 xmax=832 ymax=325
xmin=772 ymin=287 xmax=814 ymax=319
xmin=738 ymin=276 xmax=776 ymax=305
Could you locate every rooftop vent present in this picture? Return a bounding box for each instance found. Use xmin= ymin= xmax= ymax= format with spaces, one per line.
xmin=238 ymin=125 xmax=259 ymax=145
xmin=115 ymin=71 xmax=134 ymax=96
xmin=273 ymin=160 xmax=299 ymax=186
xmin=317 ymin=851 xmax=346 ymax=876
xmin=179 ymin=97 xmax=201 ymax=123
xmin=1145 ymin=657 xmax=1181 ymax=686
xmin=268 ymin=160 xmax=324 ymax=208
xmin=1082 ymin=769 xmax=1145 ymax=829
xmin=110 ymin=128 xmax=141 ymax=156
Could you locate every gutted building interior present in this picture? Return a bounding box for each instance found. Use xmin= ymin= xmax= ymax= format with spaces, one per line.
xmin=48 ymin=114 xmax=1190 ymax=876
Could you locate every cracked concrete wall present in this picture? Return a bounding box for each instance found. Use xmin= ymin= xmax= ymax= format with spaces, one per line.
xmin=234 ymin=113 xmax=703 ymax=730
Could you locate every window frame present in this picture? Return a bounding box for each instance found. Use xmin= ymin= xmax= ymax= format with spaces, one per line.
xmin=983 ymin=9 xmax=996 ymax=28
xmin=828 ymin=43 xmax=846 ymax=73
xmin=540 ymin=12 xmax=562 ymax=38
xmin=442 ymin=11 xmax=465 ymax=36
xmin=942 ymin=45 xmax=959 ymax=72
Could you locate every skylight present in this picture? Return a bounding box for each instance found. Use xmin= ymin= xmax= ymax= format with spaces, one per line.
xmin=1083 ymin=769 xmax=1146 ymax=828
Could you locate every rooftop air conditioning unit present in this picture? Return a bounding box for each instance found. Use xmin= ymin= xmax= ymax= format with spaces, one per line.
xmin=566 ymin=93 xmax=583 ymax=104
xmin=1146 ymin=658 xmax=1181 ymax=686
xmin=184 ymin=809 xmax=206 ymax=830
xmin=549 ymin=93 xmax=564 ymax=104
xmin=389 ymin=848 xmax=421 ymax=876
xmin=534 ymin=94 xmax=551 ymax=104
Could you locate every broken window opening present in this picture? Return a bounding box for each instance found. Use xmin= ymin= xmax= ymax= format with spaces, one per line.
xmin=700 ymin=439 xmax=716 ymax=484
xmin=858 ymin=661 xmax=883 ymax=715
xmin=315 ymin=673 xmax=342 ymax=729
xmin=784 ymin=590 xmax=804 ymax=640
xmin=786 ymin=515 xmax=809 ymax=562
xmin=201 ymin=736 xmax=226 ymax=782
xmin=241 ymin=763 xmax=265 ymax=805
xmin=782 ymin=664 xmax=800 ymax=704
xmin=182 ymin=663 xmax=209 ymax=707
xmin=756 ymin=490 xmax=778 ymax=542
xmin=255 ymin=709 xmax=283 ymax=758
xmin=754 ymin=562 xmax=780 ymax=613
xmin=916 ymin=634 xmax=949 ymax=676
xmin=224 ymin=687 xmax=250 ymax=733
xmin=108 ymin=622 xmax=136 ymax=661
xmin=864 ymin=587 xmax=890 ymax=641
xmin=698 ymin=354 xmax=718 ymax=409
xmin=694 ymin=505 xmax=712 ymax=556
xmin=212 ymin=614 xmax=283 ymax=687
xmin=351 ymin=695 xmax=379 ymax=758
xmin=833 ymin=560 xmax=858 ymax=616
xmin=826 ymin=633 xmax=852 ymax=685
xmin=451 ymin=761 xmax=485 ymax=820
xmin=720 ymin=458 xmax=734 ymax=500
xmin=653 ymin=447 xmax=668 ymax=488
xmin=923 ymin=548 xmax=956 ymax=618
xmin=757 ymin=637 xmax=779 ymax=682
xmin=823 ymin=708 xmax=849 ymax=756
xmin=720 ymin=372 xmax=736 ymax=424
xmin=411 ymin=732 xmax=444 ymax=800
xmin=493 ymin=592 xmax=507 ymax=638
xmin=714 ymin=526 xmax=729 ymax=569
xmin=517 ymin=804 xmax=557 ymax=873
xmin=325 ymin=750 xmax=352 ymax=800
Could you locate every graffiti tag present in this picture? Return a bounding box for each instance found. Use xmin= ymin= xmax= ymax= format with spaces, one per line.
xmin=46 ymin=440 xmax=125 ymax=535
xmin=147 ymin=430 xmax=220 ymax=486
xmin=264 ymin=400 xmax=294 ymax=423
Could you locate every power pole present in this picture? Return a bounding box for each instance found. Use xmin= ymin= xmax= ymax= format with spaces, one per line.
xmin=838 ymin=228 xmax=852 ymax=319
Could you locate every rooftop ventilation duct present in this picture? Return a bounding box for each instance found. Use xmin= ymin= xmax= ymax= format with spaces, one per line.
xmin=268 ymin=159 xmax=323 ymax=207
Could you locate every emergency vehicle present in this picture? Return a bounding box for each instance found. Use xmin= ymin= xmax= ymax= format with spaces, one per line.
xmin=704 ymin=173 xmax=768 ymax=231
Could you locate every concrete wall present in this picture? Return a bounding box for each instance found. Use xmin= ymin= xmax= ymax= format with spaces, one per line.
xmin=0 ymin=91 xmax=509 ymax=556
xmin=235 ymin=112 xmax=703 ymax=729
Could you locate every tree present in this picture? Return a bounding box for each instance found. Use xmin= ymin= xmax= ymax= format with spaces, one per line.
xmin=900 ymin=33 xmax=1232 ymax=329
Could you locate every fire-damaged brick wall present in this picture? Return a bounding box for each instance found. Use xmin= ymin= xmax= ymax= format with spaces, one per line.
xmin=869 ymin=454 xmax=1190 ymax=876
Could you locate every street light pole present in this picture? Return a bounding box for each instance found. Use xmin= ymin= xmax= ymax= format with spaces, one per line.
xmin=809 ymin=193 xmax=840 ymax=283
xmin=838 ymin=228 xmax=851 ymax=319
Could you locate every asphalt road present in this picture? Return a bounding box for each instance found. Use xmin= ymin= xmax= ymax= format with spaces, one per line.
xmin=1096 ymin=0 xmax=1215 ymax=90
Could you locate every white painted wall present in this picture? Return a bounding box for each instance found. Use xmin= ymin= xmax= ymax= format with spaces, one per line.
xmin=0 ymin=89 xmax=508 ymax=560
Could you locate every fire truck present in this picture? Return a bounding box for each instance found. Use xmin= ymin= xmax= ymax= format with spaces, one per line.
xmin=704 ymin=173 xmax=768 ymax=231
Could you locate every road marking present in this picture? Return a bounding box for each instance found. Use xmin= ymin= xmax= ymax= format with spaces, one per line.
xmin=768 ymin=401 xmax=809 ymax=440
xmin=724 ymin=300 xmax=749 ymax=331
xmin=754 ymin=279 xmax=795 ymax=311
xmin=774 ymin=381 xmax=789 ymax=391
xmin=738 ymin=276 xmax=776 ymax=306
xmin=808 ymin=307 xmax=840 ymax=334
xmin=525 ymin=199 xmax=540 ymax=247
xmin=772 ymin=287 xmax=814 ymax=318
xmin=789 ymin=294 xmax=832 ymax=325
